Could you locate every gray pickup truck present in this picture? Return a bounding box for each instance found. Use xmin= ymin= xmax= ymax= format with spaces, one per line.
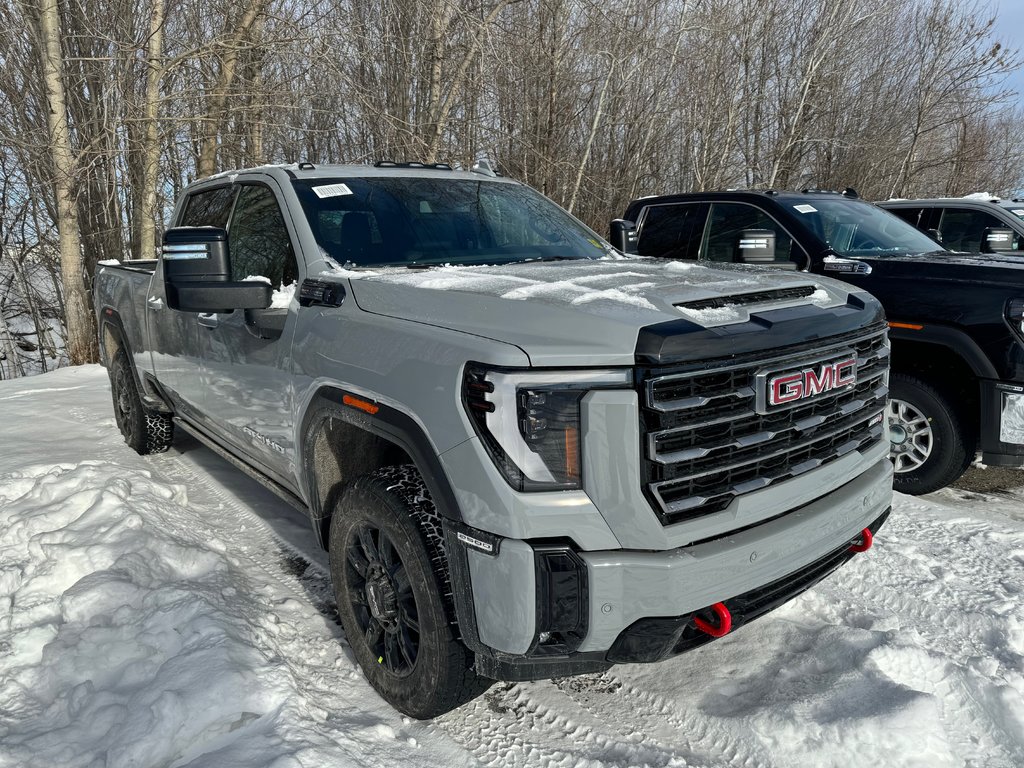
xmin=94 ymin=162 xmax=893 ymax=718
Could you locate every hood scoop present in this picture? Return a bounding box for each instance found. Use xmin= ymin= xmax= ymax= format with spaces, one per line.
xmin=675 ymin=285 xmax=815 ymax=312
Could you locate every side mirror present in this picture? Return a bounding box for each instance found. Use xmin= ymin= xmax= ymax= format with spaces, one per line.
xmin=736 ymin=229 xmax=776 ymax=263
xmin=926 ymin=228 xmax=942 ymax=243
xmin=609 ymin=219 xmax=638 ymax=254
xmin=981 ymin=227 xmax=1017 ymax=253
xmin=161 ymin=227 xmax=271 ymax=313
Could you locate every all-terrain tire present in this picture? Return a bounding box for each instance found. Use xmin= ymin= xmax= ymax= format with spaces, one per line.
xmin=328 ymin=464 xmax=490 ymax=718
xmin=108 ymin=347 xmax=174 ymax=455
xmin=889 ymin=373 xmax=973 ymax=495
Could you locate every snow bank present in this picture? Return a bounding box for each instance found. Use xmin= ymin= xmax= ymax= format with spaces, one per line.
xmin=1 ymin=366 xmax=1023 ymax=767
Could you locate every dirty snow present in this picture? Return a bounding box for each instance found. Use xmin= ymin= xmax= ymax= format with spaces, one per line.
xmin=1 ymin=365 xmax=1023 ymax=768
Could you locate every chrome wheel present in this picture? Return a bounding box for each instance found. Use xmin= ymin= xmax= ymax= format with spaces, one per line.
xmin=888 ymin=398 xmax=934 ymax=473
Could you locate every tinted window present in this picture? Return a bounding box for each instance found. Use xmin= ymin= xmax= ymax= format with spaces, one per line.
xmin=180 ymin=186 xmax=237 ymax=227
xmin=227 ymin=185 xmax=299 ymax=286
xmin=292 ymin=178 xmax=610 ymax=267
xmin=886 ymin=207 xmax=925 ymax=228
xmin=701 ymin=203 xmax=800 ymax=265
xmin=636 ymin=203 xmax=707 ymax=260
xmin=937 ymin=208 xmax=1005 ymax=252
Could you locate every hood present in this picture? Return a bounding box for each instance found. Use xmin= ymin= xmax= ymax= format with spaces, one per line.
xmin=862 ymin=250 xmax=1024 ymax=287
xmin=339 ymin=258 xmax=863 ymax=366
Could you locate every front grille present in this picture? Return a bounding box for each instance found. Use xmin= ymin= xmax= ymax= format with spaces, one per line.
xmin=638 ymin=322 xmax=889 ymax=526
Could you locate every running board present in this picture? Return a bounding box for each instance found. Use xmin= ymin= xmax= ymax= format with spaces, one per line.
xmin=172 ymin=416 xmax=308 ymax=514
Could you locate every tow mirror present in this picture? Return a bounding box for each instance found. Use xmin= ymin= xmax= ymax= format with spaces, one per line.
xmin=736 ymin=229 xmax=776 ymax=263
xmin=982 ymin=227 xmax=1017 ymax=253
xmin=161 ymin=227 xmax=271 ymax=313
xmin=609 ymin=219 xmax=638 ymax=254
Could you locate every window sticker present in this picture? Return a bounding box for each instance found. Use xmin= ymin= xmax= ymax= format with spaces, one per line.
xmin=1012 ymin=209 xmax=1024 ymax=216
xmin=313 ymin=183 xmax=353 ymax=198
xmin=793 ymin=204 xmax=818 ymax=214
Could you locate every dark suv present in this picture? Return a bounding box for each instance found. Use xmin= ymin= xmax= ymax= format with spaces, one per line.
xmin=614 ymin=190 xmax=1024 ymax=494
xmin=879 ymin=196 xmax=1024 ymax=254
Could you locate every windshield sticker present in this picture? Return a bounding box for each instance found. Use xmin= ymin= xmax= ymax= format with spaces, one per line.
xmin=313 ymin=183 xmax=353 ymax=198
xmin=1013 ymin=209 xmax=1024 ymax=217
xmin=794 ymin=204 xmax=818 ymax=214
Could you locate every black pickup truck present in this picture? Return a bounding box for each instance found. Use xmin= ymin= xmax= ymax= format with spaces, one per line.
xmin=613 ymin=190 xmax=1024 ymax=494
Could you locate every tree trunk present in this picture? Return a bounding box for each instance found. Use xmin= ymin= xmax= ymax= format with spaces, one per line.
xmin=137 ymin=0 xmax=167 ymax=260
xmin=197 ymin=0 xmax=267 ymax=178
xmin=36 ymin=0 xmax=97 ymax=365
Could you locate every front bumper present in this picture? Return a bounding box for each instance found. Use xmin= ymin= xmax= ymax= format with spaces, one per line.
xmin=981 ymin=379 xmax=1024 ymax=467
xmin=457 ymin=456 xmax=893 ymax=680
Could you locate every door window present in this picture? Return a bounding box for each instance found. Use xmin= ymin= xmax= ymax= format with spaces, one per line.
xmin=937 ymin=208 xmax=1004 ymax=252
xmin=700 ymin=203 xmax=800 ymax=266
xmin=179 ymin=186 xmax=237 ymax=227
xmin=886 ymin=207 xmax=926 ymax=229
xmin=227 ymin=185 xmax=299 ymax=287
xmin=636 ymin=203 xmax=708 ymax=260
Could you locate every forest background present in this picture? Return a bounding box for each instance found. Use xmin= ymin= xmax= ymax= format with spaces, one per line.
xmin=1 ymin=0 xmax=1021 ymax=375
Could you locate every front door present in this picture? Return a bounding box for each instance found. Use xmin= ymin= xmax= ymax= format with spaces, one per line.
xmin=195 ymin=180 xmax=302 ymax=484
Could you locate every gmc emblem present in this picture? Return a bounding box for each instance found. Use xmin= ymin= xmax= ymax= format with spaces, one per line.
xmin=755 ymin=354 xmax=857 ymax=413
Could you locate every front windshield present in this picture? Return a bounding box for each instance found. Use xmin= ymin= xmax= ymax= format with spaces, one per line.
xmin=1003 ymin=205 xmax=1024 ymax=222
xmin=790 ymin=198 xmax=944 ymax=258
xmin=292 ymin=177 xmax=610 ymax=267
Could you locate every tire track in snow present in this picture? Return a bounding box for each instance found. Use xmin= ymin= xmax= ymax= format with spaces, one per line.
xmin=552 ymin=672 xmax=773 ymax=768
xmin=433 ymin=680 xmax=693 ymax=767
xmin=806 ymin=502 xmax=1024 ymax=767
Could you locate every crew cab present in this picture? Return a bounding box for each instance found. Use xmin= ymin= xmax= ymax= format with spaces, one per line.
xmin=615 ymin=190 xmax=1024 ymax=493
xmin=879 ymin=195 xmax=1024 ymax=254
xmin=94 ymin=164 xmax=892 ymax=718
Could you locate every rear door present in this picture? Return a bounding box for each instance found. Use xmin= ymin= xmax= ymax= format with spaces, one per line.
xmin=149 ymin=184 xmax=237 ymax=416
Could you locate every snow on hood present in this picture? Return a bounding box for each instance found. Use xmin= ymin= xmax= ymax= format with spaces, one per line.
xmin=342 ymin=258 xmax=850 ymax=365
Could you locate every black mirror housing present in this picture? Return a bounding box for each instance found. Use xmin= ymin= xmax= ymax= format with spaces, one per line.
xmin=981 ymin=227 xmax=1017 ymax=253
xmin=167 ymin=281 xmax=272 ymax=314
xmin=161 ymin=227 xmax=230 ymax=281
xmin=609 ymin=219 xmax=638 ymax=254
xmin=737 ymin=229 xmax=776 ymax=263
xmin=161 ymin=226 xmax=272 ymax=312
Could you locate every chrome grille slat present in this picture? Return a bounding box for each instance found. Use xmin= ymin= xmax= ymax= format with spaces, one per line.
xmin=639 ymin=322 xmax=890 ymax=526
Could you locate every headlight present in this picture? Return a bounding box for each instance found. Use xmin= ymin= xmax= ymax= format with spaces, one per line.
xmin=463 ymin=364 xmax=631 ymax=491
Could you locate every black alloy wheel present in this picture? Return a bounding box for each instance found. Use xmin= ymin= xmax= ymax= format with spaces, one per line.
xmin=345 ymin=523 xmax=420 ymax=677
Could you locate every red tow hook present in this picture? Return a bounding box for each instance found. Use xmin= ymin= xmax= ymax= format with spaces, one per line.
xmin=848 ymin=527 xmax=873 ymax=553
xmin=694 ymin=602 xmax=732 ymax=638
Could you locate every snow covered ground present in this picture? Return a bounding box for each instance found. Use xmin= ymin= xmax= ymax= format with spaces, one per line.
xmin=1 ymin=366 xmax=1022 ymax=768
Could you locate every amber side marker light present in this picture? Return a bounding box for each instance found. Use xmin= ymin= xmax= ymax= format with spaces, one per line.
xmin=888 ymin=321 xmax=924 ymax=330
xmin=343 ymin=394 xmax=379 ymax=415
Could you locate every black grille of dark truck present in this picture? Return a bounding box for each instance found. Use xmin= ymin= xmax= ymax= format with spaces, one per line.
xmin=638 ymin=323 xmax=889 ymax=526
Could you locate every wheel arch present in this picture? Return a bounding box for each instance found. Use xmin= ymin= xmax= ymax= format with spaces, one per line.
xmin=298 ymin=386 xmax=465 ymax=551
xmin=888 ymin=338 xmax=981 ymax=450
